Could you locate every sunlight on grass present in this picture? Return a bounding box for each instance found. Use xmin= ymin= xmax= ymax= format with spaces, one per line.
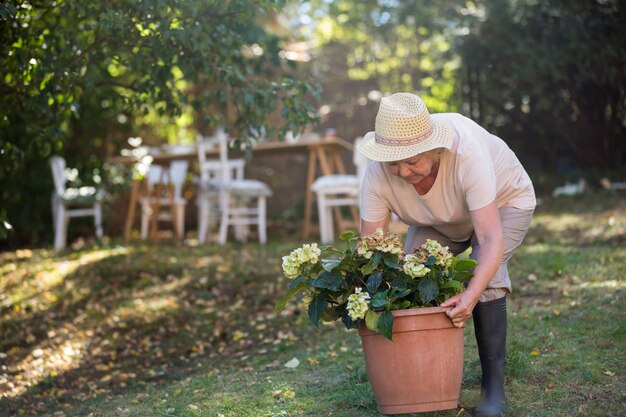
xmin=1 ymin=246 xmax=133 ymax=309
xmin=523 ymin=243 xmax=559 ymax=255
xmin=115 ymin=295 xmax=181 ymax=322
xmin=578 ymin=280 xmax=625 ymax=289
xmin=533 ymin=213 xmax=585 ymax=230
xmin=5 ymin=336 xmax=89 ymax=398
xmin=58 ymin=247 xmax=133 ymax=278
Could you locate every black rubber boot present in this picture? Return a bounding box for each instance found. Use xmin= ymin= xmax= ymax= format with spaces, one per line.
xmin=472 ymin=296 xmax=507 ymax=417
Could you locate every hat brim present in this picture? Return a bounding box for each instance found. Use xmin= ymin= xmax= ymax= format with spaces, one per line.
xmin=357 ymin=118 xmax=454 ymax=162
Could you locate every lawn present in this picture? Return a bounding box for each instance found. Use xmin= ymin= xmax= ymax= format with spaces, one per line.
xmin=1 ymin=191 xmax=625 ymax=417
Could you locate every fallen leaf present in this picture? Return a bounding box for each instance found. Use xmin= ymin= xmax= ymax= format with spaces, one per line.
xmin=530 ymin=348 xmax=541 ymax=356
xmin=232 ymin=330 xmax=246 ymax=341
xmin=307 ymin=357 xmax=320 ymax=366
xmin=604 ymin=370 xmax=615 ymax=377
xmin=284 ymin=357 xmax=300 ymax=368
xmin=272 ymin=389 xmax=295 ymax=400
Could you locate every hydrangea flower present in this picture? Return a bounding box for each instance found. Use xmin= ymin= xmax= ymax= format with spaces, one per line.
xmin=276 ymin=229 xmax=477 ymax=341
xmin=357 ymin=227 xmax=403 ymax=259
xmin=347 ymin=287 xmax=370 ymax=321
xmin=403 ymin=254 xmax=431 ymax=278
xmin=422 ymin=239 xmax=453 ymax=269
xmin=281 ymin=243 xmax=321 ymax=279
xmin=301 ymin=289 xmax=315 ymax=308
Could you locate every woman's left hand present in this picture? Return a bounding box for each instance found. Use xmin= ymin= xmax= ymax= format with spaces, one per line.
xmin=440 ymin=290 xmax=480 ymax=328
xmin=441 ymin=200 xmax=504 ymax=328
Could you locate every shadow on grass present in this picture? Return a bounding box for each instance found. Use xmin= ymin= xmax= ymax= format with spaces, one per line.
xmin=2 ymin=189 xmax=625 ymax=416
xmin=0 ymin=242 xmax=303 ymax=416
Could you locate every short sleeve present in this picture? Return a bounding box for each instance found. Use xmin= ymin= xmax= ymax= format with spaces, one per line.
xmin=360 ymin=162 xmax=392 ymax=222
xmin=459 ymin=149 xmax=497 ymax=211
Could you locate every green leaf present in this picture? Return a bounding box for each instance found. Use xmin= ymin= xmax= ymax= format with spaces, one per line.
xmin=454 ymin=259 xmax=478 ymax=272
xmin=393 ymin=300 xmax=411 ymax=310
xmin=371 ymin=290 xmax=389 ymax=309
xmin=341 ymin=313 xmax=356 ymax=330
xmin=392 ymin=288 xmax=412 ymax=299
xmin=0 ymin=4 xmax=17 ymax=19
xmin=361 ymin=251 xmax=382 ymax=275
xmin=308 ymin=294 xmax=327 ymax=327
xmin=366 ymin=272 xmax=383 ymax=293
xmin=390 ymin=274 xmax=408 ymax=291
xmin=418 ymin=279 xmax=439 ymax=304
xmin=365 ymin=310 xmax=380 ymax=331
xmin=340 ymin=231 xmax=355 ymax=240
xmin=440 ymin=280 xmax=464 ymax=294
xmin=382 ymin=252 xmax=403 ymax=269
xmin=321 ymin=307 xmax=341 ymax=322
xmin=321 ymin=259 xmax=341 ymax=272
xmin=379 ymin=310 xmax=394 ymax=341
xmin=452 ymin=271 xmax=474 ymax=282
xmin=309 ymin=270 xmax=343 ymax=291
xmin=288 ymin=275 xmax=304 ymax=289
xmin=275 ymin=282 xmax=307 ymax=313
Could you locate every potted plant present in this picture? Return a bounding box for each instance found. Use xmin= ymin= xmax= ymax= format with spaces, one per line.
xmin=275 ymin=228 xmax=477 ymax=414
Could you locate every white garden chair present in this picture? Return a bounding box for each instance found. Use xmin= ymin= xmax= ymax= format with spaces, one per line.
xmin=312 ymin=137 xmax=368 ymax=243
xmin=49 ymin=156 xmax=103 ymax=251
xmin=196 ymin=135 xmax=246 ymax=244
xmin=197 ymin=128 xmax=272 ymax=244
xmin=140 ymin=160 xmax=188 ymax=241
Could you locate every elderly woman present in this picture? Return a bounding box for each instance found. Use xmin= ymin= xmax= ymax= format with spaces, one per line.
xmin=357 ymin=93 xmax=535 ymax=417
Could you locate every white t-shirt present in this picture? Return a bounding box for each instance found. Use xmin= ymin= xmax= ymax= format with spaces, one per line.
xmin=360 ymin=113 xmax=536 ymax=242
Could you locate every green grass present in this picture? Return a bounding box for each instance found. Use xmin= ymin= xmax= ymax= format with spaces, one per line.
xmin=1 ymin=190 xmax=625 ymax=417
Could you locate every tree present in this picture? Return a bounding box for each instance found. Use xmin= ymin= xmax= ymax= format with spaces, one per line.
xmin=286 ymin=1 xmax=473 ymax=142
xmin=457 ymin=0 xmax=626 ymax=170
xmin=298 ymin=0 xmax=625 ymax=170
xmin=0 ymin=0 xmax=318 ymax=243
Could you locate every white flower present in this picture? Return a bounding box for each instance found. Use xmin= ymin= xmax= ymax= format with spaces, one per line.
xmin=281 ymin=256 xmax=300 ymax=279
xmin=422 ymin=239 xmax=453 ymax=269
xmin=282 ymin=243 xmax=321 ymax=279
xmin=403 ymin=254 xmax=431 ymax=278
xmin=301 ymin=290 xmax=315 ymax=307
xmin=356 ymin=244 xmax=374 ymax=259
xmin=347 ymin=287 xmax=370 ymax=321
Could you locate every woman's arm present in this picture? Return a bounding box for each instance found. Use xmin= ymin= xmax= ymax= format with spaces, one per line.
xmin=360 ymin=218 xmax=389 ymax=236
xmin=441 ymin=200 xmax=504 ymax=327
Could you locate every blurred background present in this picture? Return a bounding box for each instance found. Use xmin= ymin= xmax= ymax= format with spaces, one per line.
xmin=1 ymin=0 xmax=624 ymax=248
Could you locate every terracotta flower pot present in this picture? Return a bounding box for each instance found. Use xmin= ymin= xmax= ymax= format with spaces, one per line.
xmin=358 ymin=306 xmax=464 ymax=415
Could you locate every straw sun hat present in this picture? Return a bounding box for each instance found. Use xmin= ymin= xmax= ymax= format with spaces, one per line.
xmin=357 ymin=93 xmax=454 ymax=162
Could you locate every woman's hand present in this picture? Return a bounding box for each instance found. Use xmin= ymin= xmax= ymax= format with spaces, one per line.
xmin=441 ymin=289 xmax=481 ymax=328
xmin=442 ymin=200 xmax=504 ymax=328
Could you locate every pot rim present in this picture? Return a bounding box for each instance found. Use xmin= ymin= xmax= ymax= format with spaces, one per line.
xmin=391 ymin=306 xmax=451 ymax=317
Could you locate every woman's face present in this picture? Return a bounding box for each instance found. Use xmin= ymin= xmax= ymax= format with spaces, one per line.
xmin=387 ymin=153 xmax=438 ymax=185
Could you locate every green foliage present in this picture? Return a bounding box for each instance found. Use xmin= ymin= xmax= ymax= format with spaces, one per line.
xmin=276 ymin=230 xmax=476 ymax=340
xmin=283 ymin=0 xmax=464 ymax=146
xmin=292 ymin=1 xmax=625 ymax=169
xmin=456 ymin=0 xmax=626 ymax=169
xmin=0 ymin=0 xmax=318 ymax=245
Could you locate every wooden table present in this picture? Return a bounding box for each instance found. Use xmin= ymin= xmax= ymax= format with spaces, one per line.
xmin=113 ymin=136 xmax=354 ymax=242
